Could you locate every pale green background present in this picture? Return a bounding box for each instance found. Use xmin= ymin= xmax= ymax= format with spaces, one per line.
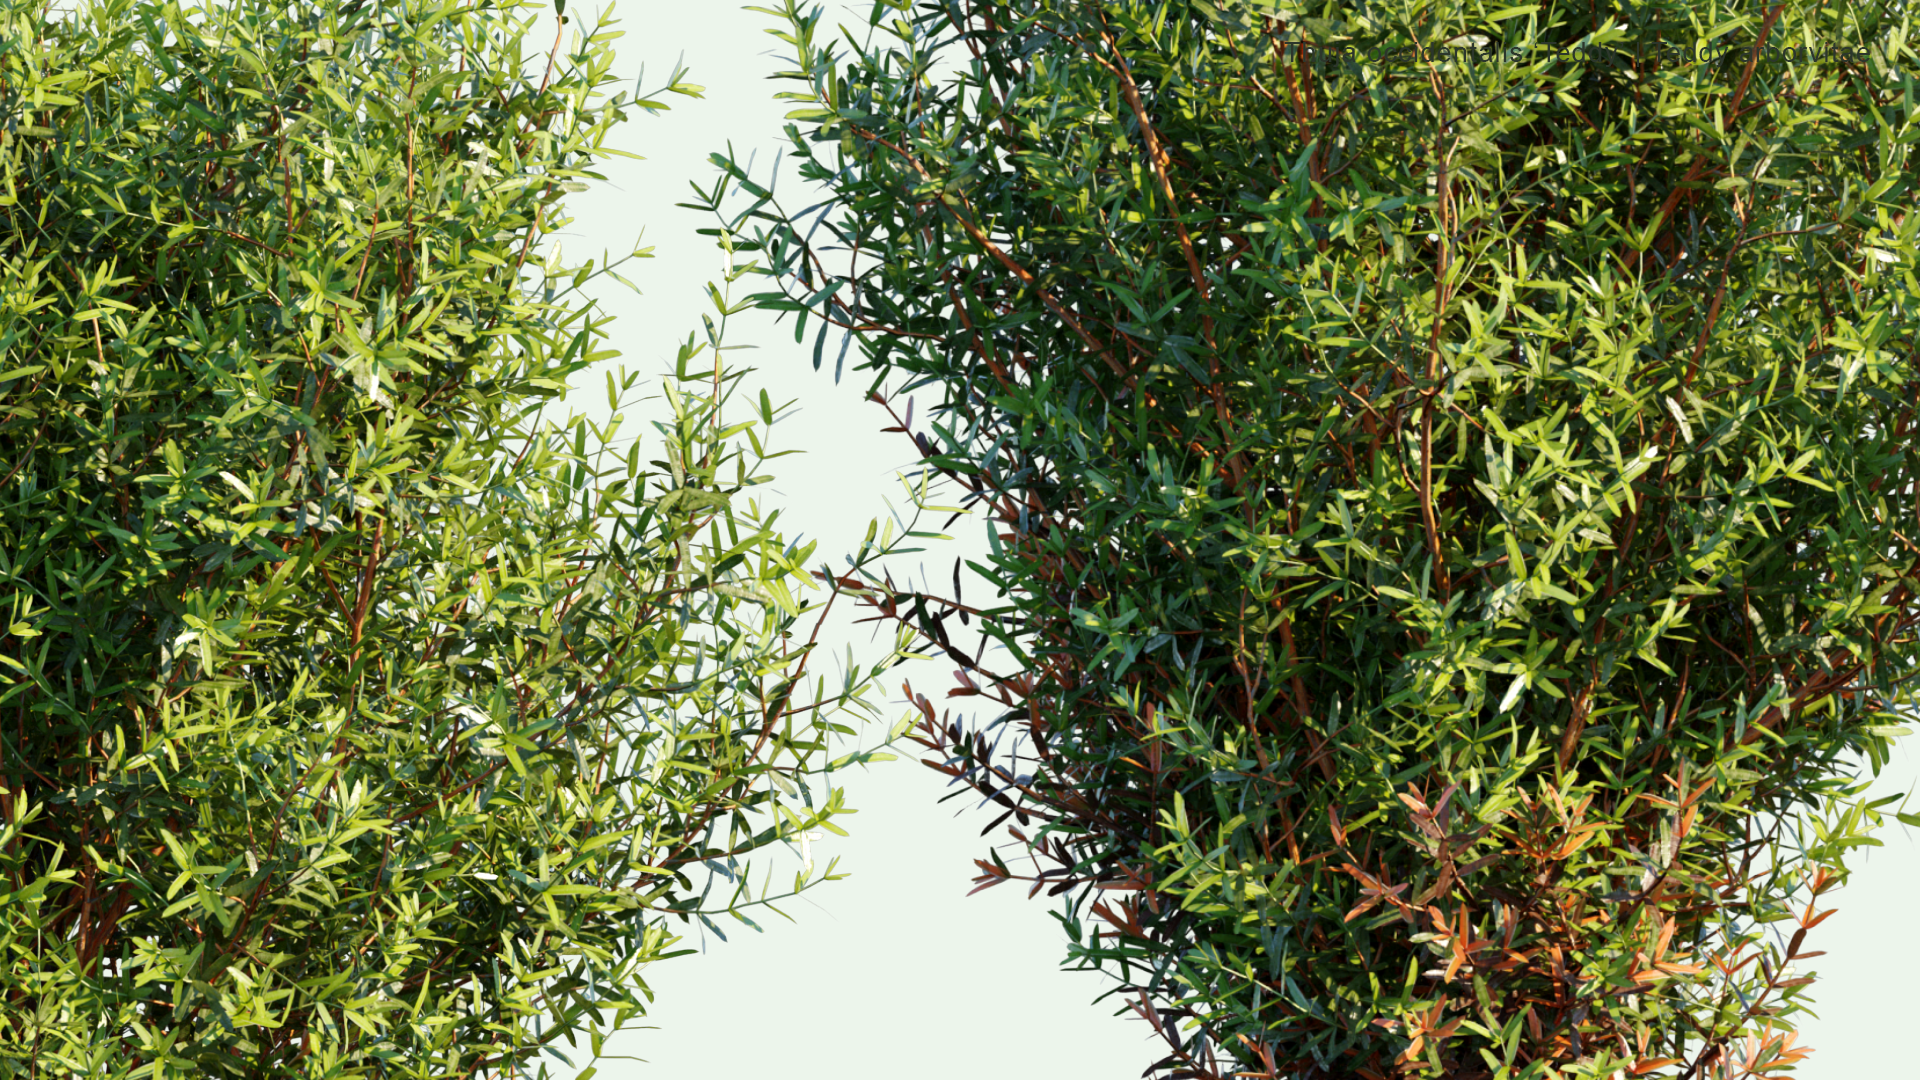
xmin=533 ymin=4 xmax=1149 ymax=1075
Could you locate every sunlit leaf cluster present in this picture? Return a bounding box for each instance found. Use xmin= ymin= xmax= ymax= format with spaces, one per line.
xmin=0 ymin=0 xmax=915 ymax=1076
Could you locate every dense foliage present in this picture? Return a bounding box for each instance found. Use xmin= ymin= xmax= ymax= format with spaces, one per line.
xmin=0 ymin=0 xmax=913 ymax=1075
xmin=721 ymin=0 xmax=1920 ymax=1077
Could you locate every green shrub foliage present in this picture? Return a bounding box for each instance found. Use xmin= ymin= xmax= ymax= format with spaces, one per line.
xmin=723 ymin=1 xmax=1920 ymax=1077
xmin=0 ymin=0 xmax=912 ymax=1075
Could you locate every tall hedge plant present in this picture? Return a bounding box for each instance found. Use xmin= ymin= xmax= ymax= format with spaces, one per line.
xmin=0 ymin=0 xmax=914 ymax=1076
xmin=720 ymin=1 xmax=1920 ymax=1077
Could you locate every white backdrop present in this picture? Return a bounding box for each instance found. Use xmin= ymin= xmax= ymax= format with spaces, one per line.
xmin=535 ymin=3 xmax=1920 ymax=1077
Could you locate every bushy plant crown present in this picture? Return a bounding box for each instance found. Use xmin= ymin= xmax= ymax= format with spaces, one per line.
xmin=0 ymin=0 xmax=915 ymax=1075
xmin=720 ymin=0 xmax=1920 ymax=1077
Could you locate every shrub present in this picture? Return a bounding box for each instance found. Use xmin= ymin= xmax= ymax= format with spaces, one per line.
xmin=720 ymin=1 xmax=1920 ymax=1077
xmin=0 ymin=0 xmax=911 ymax=1075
